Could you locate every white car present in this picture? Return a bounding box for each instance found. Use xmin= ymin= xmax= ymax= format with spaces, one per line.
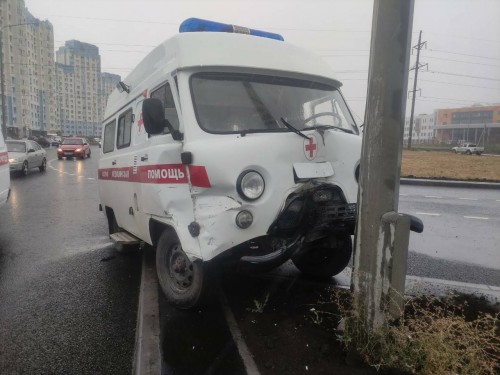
xmin=6 ymin=140 xmax=47 ymax=176
xmin=0 ymin=131 xmax=10 ymax=206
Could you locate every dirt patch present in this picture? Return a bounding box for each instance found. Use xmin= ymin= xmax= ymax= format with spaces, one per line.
xmin=222 ymin=273 xmax=500 ymax=375
xmin=401 ymin=150 xmax=500 ymax=182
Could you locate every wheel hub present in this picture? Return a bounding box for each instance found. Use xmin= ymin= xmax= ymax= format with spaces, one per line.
xmin=168 ymin=244 xmax=194 ymax=289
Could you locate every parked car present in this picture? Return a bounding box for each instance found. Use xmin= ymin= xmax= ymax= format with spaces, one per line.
xmin=51 ymin=136 xmax=62 ymax=147
xmin=34 ymin=136 xmax=51 ymax=148
xmin=6 ymin=140 xmax=47 ymax=176
xmin=57 ymin=137 xmax=91 ymax=159
xmin=451 ymin=143 xmax=484 ymax=155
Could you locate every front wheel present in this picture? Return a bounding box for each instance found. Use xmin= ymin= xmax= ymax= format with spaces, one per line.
xmin=156 ymin=230 xmax=211 ymax=309
xmin=292 ymin=233 xmax=352 ymax=279
xmin=39 ymin=158 xmax=46 ymax=172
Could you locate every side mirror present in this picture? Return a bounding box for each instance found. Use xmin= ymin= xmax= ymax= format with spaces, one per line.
xmin=84 ymin=143 xmax=88 ymax=145
xmin=142 ymin=98 xmax=183 ymax=141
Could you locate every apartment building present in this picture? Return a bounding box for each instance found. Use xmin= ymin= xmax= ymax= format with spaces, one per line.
xmin=0 ymin=0 xmax=55 ymax=138
xmin=56 ymin=40 xmax=102 ymax=137
xmin=55 ymin=42 xmax=121 ymax=137
xmin=403 ymin=113 xmax=436 ymax=145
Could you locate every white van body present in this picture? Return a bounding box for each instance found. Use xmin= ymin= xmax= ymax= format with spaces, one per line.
xmin=98 ymin=22 xmax=361 ymax=308
xmin=0 ymin=131 xmax=11 ymax=207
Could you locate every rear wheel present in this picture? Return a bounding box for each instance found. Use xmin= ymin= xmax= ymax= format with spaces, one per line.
xmin=156 ymin=230 xmax=212 ymax=309
xmin=466 ymin=150 xmax=472 ymax=155
xmin=292 ymin=232 xmax=352 ymax=279
xmin=21 ymin=161 xmax=28 ymax=176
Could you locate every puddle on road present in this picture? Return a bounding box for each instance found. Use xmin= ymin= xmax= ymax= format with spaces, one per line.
xmin=159 ymin=292 xmax=246 ymax=375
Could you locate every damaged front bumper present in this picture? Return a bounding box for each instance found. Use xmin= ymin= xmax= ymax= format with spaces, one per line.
xmin=214 ymin=183 xmax=357 ymax=271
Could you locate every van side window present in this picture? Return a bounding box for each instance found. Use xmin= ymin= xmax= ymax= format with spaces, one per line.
xmin=117 ymin=109 xmax=133 ymax=149
xmin=150 ymin=82 xmax=180 ymax=132
xmin=103 ymin=120 xmax=116 ymax=153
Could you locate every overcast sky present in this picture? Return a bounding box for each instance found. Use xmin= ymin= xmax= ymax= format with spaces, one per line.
xmin=24 ymin=0 xmax=500 ymax=121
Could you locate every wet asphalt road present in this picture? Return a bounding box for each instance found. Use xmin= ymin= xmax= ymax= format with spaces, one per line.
xmin=399 ymin=185 xmax=500 ymax=286
xmin=0 ymin=146 xmax=141 ymax=374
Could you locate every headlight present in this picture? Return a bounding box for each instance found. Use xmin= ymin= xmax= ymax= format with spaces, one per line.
xmin=237 ymin=170 xmax=265 ymax=201
xmin=75 ymin=148 xmax=81 ymax=152
xmin=57 ymin=148 xmax=62 ymax=152
xmin=9 ymin=158 xmax=17 ymax=163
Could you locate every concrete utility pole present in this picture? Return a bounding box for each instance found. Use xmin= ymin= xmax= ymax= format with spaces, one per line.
xmin=352 ymin=0 xmax=415 ymax=330
xmin=407 ymin=30 xmax=427 ymax=149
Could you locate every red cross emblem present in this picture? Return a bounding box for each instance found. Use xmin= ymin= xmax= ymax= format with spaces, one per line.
xmin=304 ymin=135 xmax=317 ymax=160
xmin=137 ymin=112 xmax=144 ymax=131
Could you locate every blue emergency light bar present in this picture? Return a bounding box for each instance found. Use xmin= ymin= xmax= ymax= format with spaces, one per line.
xmin=179 ymin=18 xmax=284 ymax=41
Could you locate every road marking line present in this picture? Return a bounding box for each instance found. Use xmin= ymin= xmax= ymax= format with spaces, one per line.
xmin=464 ymin=216 xmax=489 ymax=220
xmin=424 ymin=195 xmax=442 ymax=198
xmin=220 ymin=293 xmax=261 ymax=375
xmin=459 ymin=197 xmax=478 ymax=201
xmin=415 ymin=212 xmax=441 ymax=216
xmin=133 ymin=248 xmax=161 ymax=375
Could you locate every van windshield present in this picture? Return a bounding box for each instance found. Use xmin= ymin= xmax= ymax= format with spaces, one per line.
xmin=190 ymin=72 xmax=358 ymax=135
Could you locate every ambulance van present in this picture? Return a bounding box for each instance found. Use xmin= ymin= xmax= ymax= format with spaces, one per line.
xmin=98 ymin=18 xmax=362 ymax=308
xmin=0 ymin=130 xmax=10 ymax=207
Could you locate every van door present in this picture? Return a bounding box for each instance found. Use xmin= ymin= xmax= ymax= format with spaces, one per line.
xmin=133 ymin=81 xmax=190 ymax=243
xmin=99 ymin=110 xmax=140 ymax=237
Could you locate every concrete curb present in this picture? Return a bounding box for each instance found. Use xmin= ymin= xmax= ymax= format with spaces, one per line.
xmin=332 ymin=268 xmax=500 ymax=303
xmin=133 ymin=247 xmax=161 ymax=375
xmin=400 ymin=178 xmax=500 ymax=189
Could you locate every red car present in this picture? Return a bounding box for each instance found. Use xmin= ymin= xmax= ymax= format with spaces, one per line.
xmin=57 ymin=137 xmax=91 ymax=159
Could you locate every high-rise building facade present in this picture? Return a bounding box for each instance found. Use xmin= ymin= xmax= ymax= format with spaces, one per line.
xmin=55 ymin=41 xmax=121 ymax=137
xmin=56 ymin=40 xmax=102 ymax=137
xmin=0 ymin=0 xmax=55 ymax=138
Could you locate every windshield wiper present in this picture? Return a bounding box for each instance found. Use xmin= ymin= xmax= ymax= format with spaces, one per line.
xmin=305 ymin=124 xmax=354 ymax=134
xmin=280 ymin=117 xmax=310 ymax=140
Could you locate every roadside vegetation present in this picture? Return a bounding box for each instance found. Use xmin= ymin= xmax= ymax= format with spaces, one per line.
xmin=401 ymin=150 xmax=500 ymax=182
xmin=336 ymin=291 xmax=500 ymax=375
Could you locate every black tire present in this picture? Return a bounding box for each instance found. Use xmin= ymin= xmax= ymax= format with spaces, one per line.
xmin=88 ymin=150 xmax=91 ymax=158
xmin=21 ymin=161 xmax=28 ymax=177
xmin=156 ymin=230 xmax=211 ymax=309
xmin=58 ymin=156 xmax=63 ymax=160
xmin=466 ymin=150 xmax=472 ymax=155
xmin=292 ymin=233 xmax=352 ymax=279
xmin=39 ymin=158 xmax=46 ymax=172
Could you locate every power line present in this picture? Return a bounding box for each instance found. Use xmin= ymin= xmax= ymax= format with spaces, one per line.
xmin=423 ymin=31 xmax=500 ymax=44
xmin=420 ymin=95 xmax=496 ymax=104
xmin=424 ymin=70 xmax=500 ymax=82
xmin=428 ymin=48 xmax=500 ymax=61
xmin=419 ymin=54 xmax=500 ymax=68
xmin=48 ymin=14 xmax=371 ymax=33
xmin=415 ymin=78 xmax=500 ymax=91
